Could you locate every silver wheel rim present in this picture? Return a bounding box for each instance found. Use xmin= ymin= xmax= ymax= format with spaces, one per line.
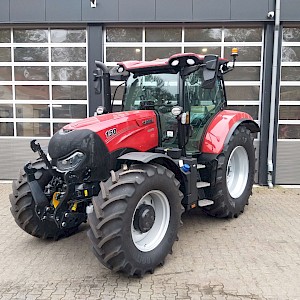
xmin=226 ymin=146 xmax=249 ymax=199
xmin=131 ymin=190 xmax=170 ymax=252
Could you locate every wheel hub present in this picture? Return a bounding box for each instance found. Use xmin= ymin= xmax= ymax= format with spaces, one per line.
xmin=226 ymin=146 xmax=249 ymax=199
xmin=133 ymin=204 xmax=155 ymax=233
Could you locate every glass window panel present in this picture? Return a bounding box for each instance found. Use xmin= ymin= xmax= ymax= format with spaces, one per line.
xmin=227 ymin=105 xmax=259 ymax=119
xmin=226 ymin=86 xmax=260 ymax=100
xmin=279 ymin=124 xmax=300 ymax=139
xmin=0 ymin=67 xmax=12 ymax=81
xmin=282 ymin=46 xmax=300 ymax=62
xmin=283 ymin=27 xmax=300 ymax=42
xmin=0 ymin=122 xmax=14 ymax=136
xmin=106 ymin=27 xmax=142 ymax=42
xmin=279 ymin=106 xmax=300 ymax=120
xmin=145 ymin=28 xmax=181 ymax=42
xmin=52 ymin=85 xmax=87 ymax=100
xmin=16 ymin=104 xmax=49 ymax=118
xmin=224 ymin=28 xmax=262 ymax=42
xmin=0 ymin=29 xmax=11 ymax=43
xmin=224 ymin=46 xmax=261 ymax=62
xmin=184 ymin=46 xmax=221 ymax=56
xmin=13 ymin=29 xmax=48 ymax=43
xmin=0 ymin=85 xmax=12 ymax=100
xmin=53 ymin=104 xmax=87 ymax=119
xmin=17 ymin=122 xmax=50 ymax=137
xmin=281 ymin=67 xmax=300 ymax=81
xmin=51 ymin=29 xmax=86 ymax=43
xmin=280 ymin=86 xmax=300 ymax=101
xmin=15 ymin=85 xmax=49 ymax=100
xmin=0 ymin=48 xmax=11 ymax=62
xmin=53 ymin=122 xmax=68 ymax=134
xmin=14 ymin=66 xmax=49 ymax=81
xmin=52 ymin=66 xmax=86 ymax=81
xmin=224 ymin=66 xmax=261 ymax=81
xmin=185 ymin=28 xmax=221 ymax=42
xmin=51 ymin=47 xmax=86 ymax=62
xmin=112 ymin=105 xmax=122 ymax=112
xmin=111 ymin=85 xmax=125 ymax=101
xmin=106 ymin=47 xmax=142 ymax=62
xmin=14 ymin=47 xmax=48 ymax=62
xmin=0 ymin=104 xmax=13 ymax=118
xmin=145 ymin=47 xmax=181 ymax=61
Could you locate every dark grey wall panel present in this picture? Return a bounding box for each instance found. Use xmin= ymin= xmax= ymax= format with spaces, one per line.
xmin=268 ymin=0 xmax=275 ymax=12
xmin=10 ymin=0 xmax=46 ymax=22
xmin=0 ymin=139 xmax=49 ymax=180
xmin=193 ymin=0 xmax=230 ymax=21
xmin=281 ymin=0 xmax=300 ymax=21
xmin=231 ymin=0 xmax=269 ymax=21
xmin=46 ymin=0 xmax=81 ymax=22
xmin=119 ymin=0 xmax=155 ymax=22
xmin=88 ymin=25 xmax=104 ymax=116
xmin=156 ymin=0 xmax=192 ymax=21
xmin=0 ymin=0 xmax=9 ymax=23
xmin=82 ymin=0 xmax=118 ymax=21
xmin=276 ymin=141 xmax=300 ymax=184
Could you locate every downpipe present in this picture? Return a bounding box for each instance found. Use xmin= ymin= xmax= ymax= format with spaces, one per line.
xmin=267 ymin=0 xmax=280 ymax=189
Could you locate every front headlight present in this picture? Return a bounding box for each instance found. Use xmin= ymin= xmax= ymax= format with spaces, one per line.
xmin=56 ymin=151 xmax=85 ymax=172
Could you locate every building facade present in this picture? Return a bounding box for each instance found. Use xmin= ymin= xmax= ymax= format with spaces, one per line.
xmin=0 ymin=0 xmax=299 ymax=185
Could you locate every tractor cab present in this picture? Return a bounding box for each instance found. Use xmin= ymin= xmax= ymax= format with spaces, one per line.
xmin=95 ymin=52 xmax=235 ymax=154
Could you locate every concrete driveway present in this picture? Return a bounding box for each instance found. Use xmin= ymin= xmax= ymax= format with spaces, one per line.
xmin=0 ymin=183 xmax=299 ymax=300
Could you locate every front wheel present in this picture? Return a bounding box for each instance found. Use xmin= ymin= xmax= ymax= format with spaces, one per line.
xmin=87 ymin=163 xmax=183 ymax=276
xmin=202 ymin=126 xmax=255 ymax=218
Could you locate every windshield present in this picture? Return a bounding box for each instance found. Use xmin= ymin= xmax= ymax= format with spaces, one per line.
xmin=123 ymin=73 xmax=179 ymax=111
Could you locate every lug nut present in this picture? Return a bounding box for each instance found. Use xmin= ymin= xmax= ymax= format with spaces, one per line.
xmin=56 ymin=217 xmax=60 ymax=222
xmin=64 ymin=213 xmax=69 ymax=218
xmin=62 ymin=222 xmax=66 ymax=227
xmin=46 ymin=207 xmax=51 ymax=211
xmin=42 ymin=216 xmax=47 ymax=220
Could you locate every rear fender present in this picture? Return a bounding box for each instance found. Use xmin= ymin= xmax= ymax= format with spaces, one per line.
xmin=201 ymin=110 xmax=260 ymax=155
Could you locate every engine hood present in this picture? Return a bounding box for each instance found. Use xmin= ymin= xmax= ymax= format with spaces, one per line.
xmin=62 ymin=110 xmax=159 ymax=153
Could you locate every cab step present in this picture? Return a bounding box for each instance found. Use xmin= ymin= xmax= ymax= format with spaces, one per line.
xmin=196 ymin=181 xmax=210 ymax=188
xmin=198 ymin=199 xmax=214 ymax=207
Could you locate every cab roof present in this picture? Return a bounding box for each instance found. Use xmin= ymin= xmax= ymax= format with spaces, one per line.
xmin=118 ymin=53 xmax=229 ymax=74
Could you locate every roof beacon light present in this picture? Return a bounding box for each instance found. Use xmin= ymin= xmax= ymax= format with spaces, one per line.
xmin=231 ymin=48 xmax=239 ymax=57
xmin=231 ymin=48 xmax=238 ymax=68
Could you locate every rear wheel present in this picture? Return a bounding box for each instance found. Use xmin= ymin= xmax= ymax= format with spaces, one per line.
xmin=87 ymin=163 xmax=183 ymax=276
xmin=202 ymin=126 xmax=255 ymax=218
xmin=10 ymin=160 xmax=80 ymax=239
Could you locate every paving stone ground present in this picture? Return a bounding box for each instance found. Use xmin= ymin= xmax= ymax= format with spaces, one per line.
xmin=0 ymin=183 xmax=299 ymax=300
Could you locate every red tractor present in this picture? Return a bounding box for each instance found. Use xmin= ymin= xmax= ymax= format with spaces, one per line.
xmin=10 ymin=50 xmax=259 ymax=276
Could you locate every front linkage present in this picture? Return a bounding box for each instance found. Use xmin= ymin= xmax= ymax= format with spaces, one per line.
xmin=24 ymin=140 xmax=98 ymax=230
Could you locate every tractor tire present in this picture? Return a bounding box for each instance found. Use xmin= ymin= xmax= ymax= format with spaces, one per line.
xmin=10 ymin=160 xmax=80 ymax=239
xmin=87 ymin=163 xmax=183 ymax=276
xmin=202 ymin=126 xmax=255 ymax=218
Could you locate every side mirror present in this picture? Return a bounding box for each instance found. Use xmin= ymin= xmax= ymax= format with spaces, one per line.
xmin=93 ymin=68 xmax=102 ymax=94
xmin=202 ymin=55 xmax=219 ymax=89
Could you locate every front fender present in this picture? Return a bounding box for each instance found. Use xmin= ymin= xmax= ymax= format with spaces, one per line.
xmin=201 ymin=110 xmax=260 ymax=154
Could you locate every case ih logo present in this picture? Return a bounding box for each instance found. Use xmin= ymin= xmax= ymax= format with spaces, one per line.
xmin=142 ymin=119 xmax=154 ymax=125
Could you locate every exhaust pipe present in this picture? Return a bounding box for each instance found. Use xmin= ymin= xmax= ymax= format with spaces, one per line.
xmin=95 ymin=60 xmax=112 ymax=113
